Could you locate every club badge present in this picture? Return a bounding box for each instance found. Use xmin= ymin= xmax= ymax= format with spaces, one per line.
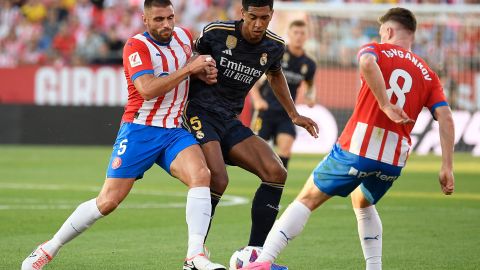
xmin=260 ymin=53 xmax=268 ymax=66
xmin=111 ymin=157 xmax=122 ymax=170
xmin=226 ymin=35 xmax=237 ymax=50
xmin=196 ymin=131 xmax=205 ymax=139
xmin=301 ymin=64 xmax=308 ymax=75
xmin=182 ymin=44 xmax=192 ymax=57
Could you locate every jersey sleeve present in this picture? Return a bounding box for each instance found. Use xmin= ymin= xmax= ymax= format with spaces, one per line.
xmin=425 ymin=72 xmax=449 ymax=120
xmin=123 ymin=38 xmax=154 ymax=82
xmin=267 ymin=45 xmax=285 ymax=73
xmin=194 ymin=25 xmax=213 ymax=54
xmin=357 ymin=43 xmax=380 ymax=62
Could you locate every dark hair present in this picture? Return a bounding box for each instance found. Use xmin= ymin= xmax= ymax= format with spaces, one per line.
xmin=242 ymin=0 xmax=274 ymax=10
xmin=289 ymin=20 xmax=306 ymax=29
xmin=144 ymin=0 xmax=172 ymax=9
xmin=378 ymin=7 xmax=416 ymax=32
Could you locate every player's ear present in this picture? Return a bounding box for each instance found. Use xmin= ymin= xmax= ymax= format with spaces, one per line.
xmin=387 ymin=26 xmax=394 ymax=40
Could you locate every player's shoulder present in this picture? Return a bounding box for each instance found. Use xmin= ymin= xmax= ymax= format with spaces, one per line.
xmin=124 ymin=33 xmax=149 ymax=51
xmin=174 ymin=27 xmax=193 ymax=39
xmin=302 ymin=53 xmax=316 ymax=67
xmin=203 ymin=20 xmax=236 ymax=34
xmin=265 ymin=29 xmax=285 ymax=47
xmin=360 ymin=42 xmax=380 ymax=51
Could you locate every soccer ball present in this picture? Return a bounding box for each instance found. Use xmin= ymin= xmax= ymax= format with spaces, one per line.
xmin=229 ymin=246 xmax=263 ymax=270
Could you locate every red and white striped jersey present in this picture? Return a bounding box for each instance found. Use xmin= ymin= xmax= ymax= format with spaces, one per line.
xmin=121 ymin=28 xmax=193 ymax=128
xmin=338 ymin=42 xmax=448 ymax=167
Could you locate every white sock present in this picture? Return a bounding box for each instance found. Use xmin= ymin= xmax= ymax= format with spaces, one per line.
xmin=42 ymin=198 xmax=104 ymax=257
xmin=354 ymin=206 xmax=382 ymax=270
xmin=257 ymin=200 xmax=311 ymax=262
xmin=186 ymin=187 xmax=211 ymax=258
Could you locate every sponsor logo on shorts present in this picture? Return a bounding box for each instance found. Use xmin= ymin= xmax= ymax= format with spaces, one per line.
xmin=348 ymin=167 xmax=398 ymax=182
xmin=111 ymin=157 xmax=122 ymax=169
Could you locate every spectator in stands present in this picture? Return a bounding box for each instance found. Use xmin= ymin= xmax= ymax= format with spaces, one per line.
xmin=52 ymin=22 xmax=76 ymax=64
xmin=21 ymin=0 xmax=46 ymax=23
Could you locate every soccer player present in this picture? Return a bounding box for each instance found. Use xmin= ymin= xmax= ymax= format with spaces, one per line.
xmin=183 ymin=0 xmax=319 ymax=252
xmin=21 ymin=1 xmax=226 ymax=270
xmin=242 ymin=7 xmax=455 ymax=270
xmin=250 ymin=19 xmax=317 ymax=170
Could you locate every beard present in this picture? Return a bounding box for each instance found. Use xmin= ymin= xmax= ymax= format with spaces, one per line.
xmin=150 ymin=28 xmax=173 ymax=43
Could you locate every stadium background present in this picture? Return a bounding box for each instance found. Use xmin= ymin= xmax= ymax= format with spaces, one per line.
xmin=1 ymin=1 xmax=480 ymax=269
xmin=1 ymin=0 xmax=480 ymax=156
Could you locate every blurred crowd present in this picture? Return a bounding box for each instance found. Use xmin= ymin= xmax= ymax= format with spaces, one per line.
xmin=2 ymin=0 xmax=480 ymax=67
xmin=306 ymin=13 xmax=480 ymax=110
xmin=0 ymin=0 xmax=241 ymax=66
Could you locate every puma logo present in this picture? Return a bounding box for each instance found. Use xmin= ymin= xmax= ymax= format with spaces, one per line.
xmin=364 ymin=235 xmax=380 ymax=240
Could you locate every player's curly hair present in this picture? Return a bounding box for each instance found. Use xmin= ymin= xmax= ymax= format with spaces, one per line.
xmin=378 ymin=7 xmax=417 ymax=32
xmin=144 ymin=0 xmax=172 ymax=9
xmin=242 ymin=0 xmax=274 ymax=10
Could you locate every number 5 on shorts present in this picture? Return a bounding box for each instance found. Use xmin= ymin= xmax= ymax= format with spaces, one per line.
xmin=190 ymin=116 xmax=202 ymax=131
xmin=118 ymin=139 xmax=128 ymax=155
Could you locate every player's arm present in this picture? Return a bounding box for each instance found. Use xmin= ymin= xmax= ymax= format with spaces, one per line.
xmin=135 ymin=55 xmax=215 ymax=100
xmin=304 ymin=79 xmax=316 ymax=108
xmin=267 ymin=69 xmax=318 ymax=137
xmin=250 ymin=76 xmax=268 ymax=111
xmin=359 ymin=53 xmax=414 ymax=124
xmin=434 ymin=106 xmax=455 ymax=195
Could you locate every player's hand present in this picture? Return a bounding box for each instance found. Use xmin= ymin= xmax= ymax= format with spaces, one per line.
xmin=292 ymin=115 xmax=319 ymax=138
xmin=196 ymin=64 xmax=218 ymax=85
xmin=439 ymin=167 xmax=454 ymax=195
xmin=187 ymin=54 xmax=216 ymax=75
xmin=253 ymin=98 xmax=268 ymax=111
xmin=381 ymin=104 xmax=415 ymax=125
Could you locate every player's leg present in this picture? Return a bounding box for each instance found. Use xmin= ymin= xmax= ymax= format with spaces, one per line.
xmin=170 ymin=144 xmax=212 ymax=258
xmin=182 ymin=105 xmax=229 ymax=240
xmin=21 ymin=178 xmax=135 ymax=270
xmin=227 ymin=133 xmax=287 ymax=247
xmin=351 ymin=187 xmax=382 ymax=270
xmin=22 ymin=123 xmax=159 ymax=270
xmin=350 ymin=157 xmax=400 ymax=270
xmin=201 ymin=140 xmax=230 ymax=211
xmin=252 ymin=144 xmax=365 ymax=267
xmin=255 ymin=175 xmax=331 ymax=264
xmin=274 ymin=117 xmax=297 ymax=169
xmin=275 ymin=133 xmax=295 ymax=169
xmin=162 ymin=130 xmax=226 ymax=270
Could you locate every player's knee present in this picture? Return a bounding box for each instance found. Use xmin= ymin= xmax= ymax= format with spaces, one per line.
xmin=96 ymin=198 xmax=120 ymax=215
xmin=262 ymin=161 xmax=287 ymax=183
xmin=210 ymin=170 xmax=229 ymax=192
xmin=188 ymin=166 xmax=211 ymax=187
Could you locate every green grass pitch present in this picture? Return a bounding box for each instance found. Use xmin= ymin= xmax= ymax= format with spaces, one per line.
xmin=0 ymin=145 xmax=479 ymax=269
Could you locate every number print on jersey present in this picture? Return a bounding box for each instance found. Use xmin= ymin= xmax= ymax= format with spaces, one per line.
xmin=117 ymin=139 xmax=128 ymax=155
xmin=386 ymin=69 xmax=412 ymax=109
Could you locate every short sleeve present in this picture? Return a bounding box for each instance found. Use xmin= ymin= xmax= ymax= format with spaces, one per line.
xmin=194 ymin=26 xmax=212 ymax=55
xmin=123 ymin=38 xmax=154 ymax=82
xmin=267 ymin=45 xmax=286 ymax=73
xmin=357 ymin=43 xmax=380 ymax=62
xmin=425 ymin=72 xmax=448 ymax=120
